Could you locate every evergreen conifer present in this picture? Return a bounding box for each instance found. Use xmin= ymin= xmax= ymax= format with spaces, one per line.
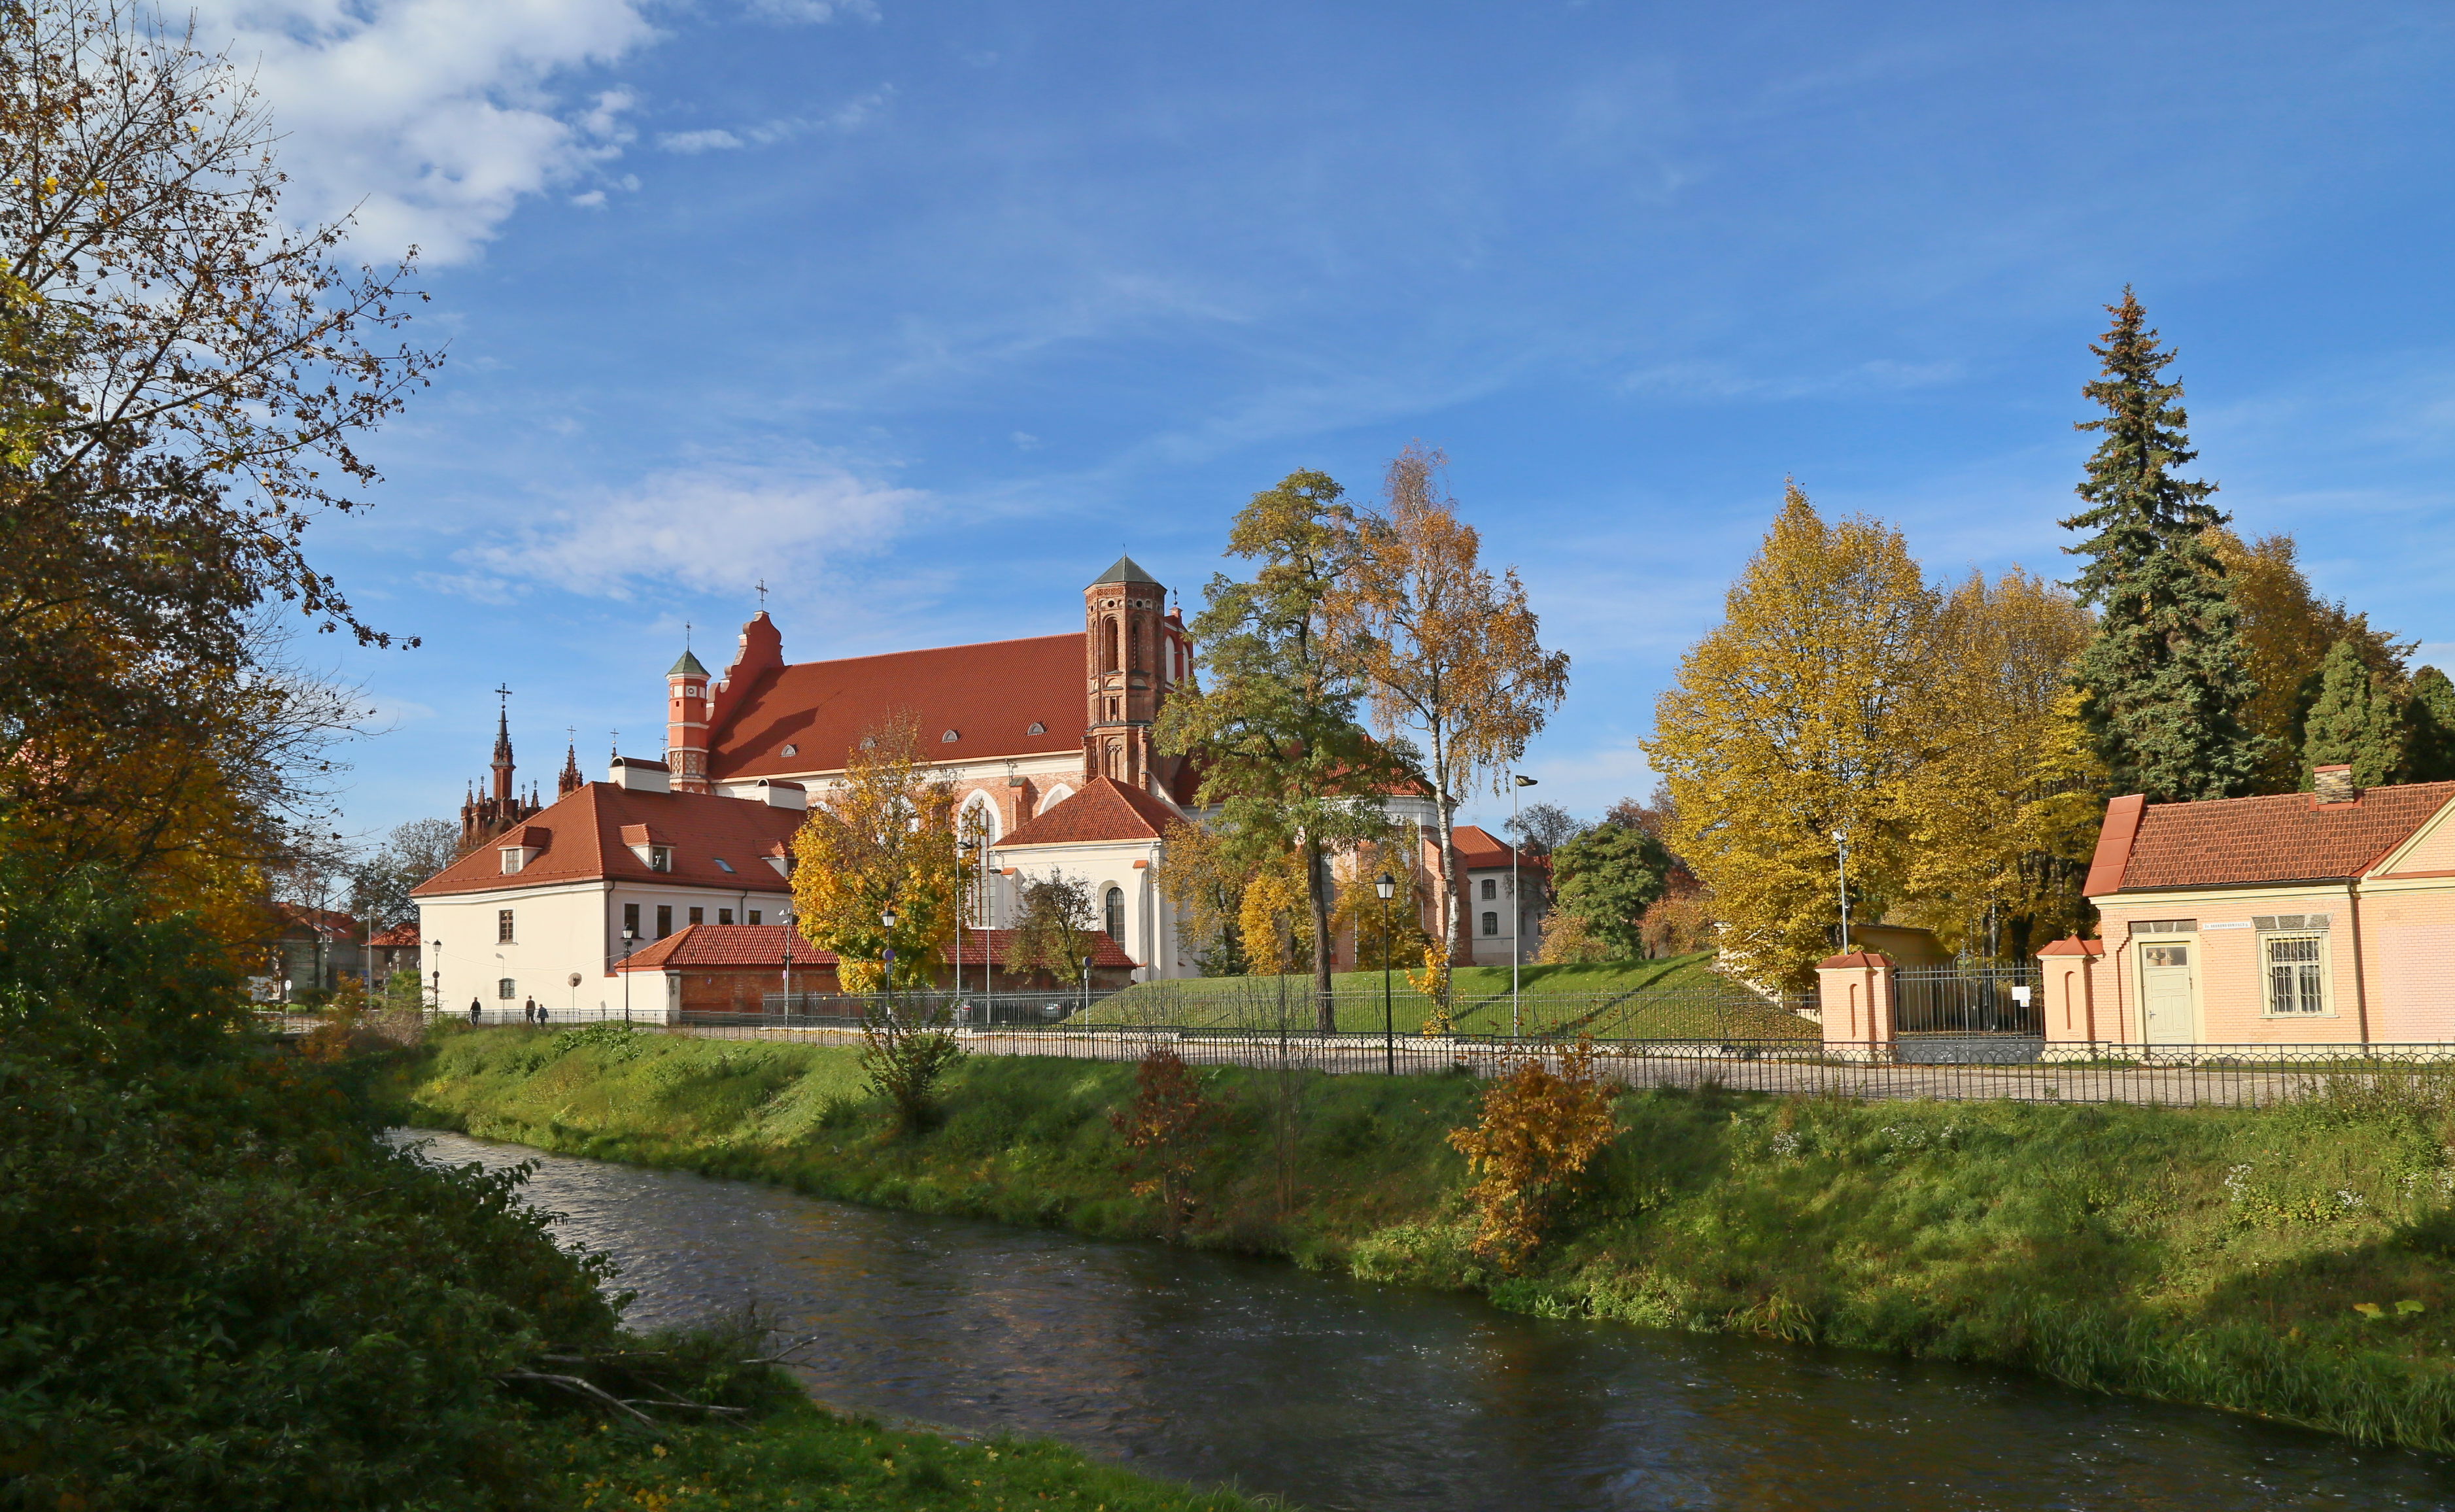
xmin=2300 ymin=639 xmax=2406 ymax=789
xmin=2405 ymin=666 xmax=2455 ymax=783
xmin=2063 ymin=290 xmax=2266 ymax=800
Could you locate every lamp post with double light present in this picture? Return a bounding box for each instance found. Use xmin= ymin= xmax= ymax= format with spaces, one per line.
xmin=621 ymin=927 xmax=637 ymax=1022
xmin=1511 ymin=774 xmax=1537 ymax=1038
xmin=1376 ymin=872 xmax=1396 ymax=1075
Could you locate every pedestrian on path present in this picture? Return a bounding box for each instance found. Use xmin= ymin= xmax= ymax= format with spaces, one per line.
xmin=469 ymin=997 xmax=481 ymax=1025
xmin=524 ymin=995 xmax=538 ymax=1024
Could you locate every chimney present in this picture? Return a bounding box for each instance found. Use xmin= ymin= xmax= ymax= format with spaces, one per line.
xmin=2312 ymin=764 xmax=2358 ymax=806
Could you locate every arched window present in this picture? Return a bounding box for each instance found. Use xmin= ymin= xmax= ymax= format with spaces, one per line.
xmin=1102 ymin=617 xmax=1120 ymax=672
xmin=1105 ymin=885 xmax=1125 ymax=944
xmin=959 ymin=791 xmax=1001 ymax=844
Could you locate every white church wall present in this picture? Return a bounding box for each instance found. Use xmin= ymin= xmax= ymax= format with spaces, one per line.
xmin=995 ymin=838 xmax=1182 ymax=982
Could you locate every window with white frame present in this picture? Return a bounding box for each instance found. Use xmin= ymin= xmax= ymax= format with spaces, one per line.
xmin=500 ymin=848 xmax=523 ymax=874
xmin=497 ymin=978 xmax=515 ymax=1000
xmin=497 ymin=909 xmax=515 ymax=943
xmin=2258 ymin=916 xmax=2331 ymax=1016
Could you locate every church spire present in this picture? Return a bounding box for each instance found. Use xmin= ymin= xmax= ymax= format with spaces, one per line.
xmin=490 ymin=683 xmax=515 ymax=802
xmin=558 ymin=731 xmax=583 ymax=797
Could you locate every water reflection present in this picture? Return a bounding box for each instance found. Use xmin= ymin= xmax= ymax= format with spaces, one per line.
xmin=393 ymin=1129 xmax=2455 ymax=1511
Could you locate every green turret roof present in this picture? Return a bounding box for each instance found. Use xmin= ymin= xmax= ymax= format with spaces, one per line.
xmin=1088 ymin=554 xmax=1161 ymax=589
xmin=668 ymin=649 xmax=710 ymax=678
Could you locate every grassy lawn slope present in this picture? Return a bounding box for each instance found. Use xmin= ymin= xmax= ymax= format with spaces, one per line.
xmin=400 ymin=1025 xmax=2455 ymax=1454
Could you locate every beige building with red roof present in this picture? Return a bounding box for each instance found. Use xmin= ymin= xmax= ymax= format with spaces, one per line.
xmin=2043 ymin=765 xmax=2455 ymax=1046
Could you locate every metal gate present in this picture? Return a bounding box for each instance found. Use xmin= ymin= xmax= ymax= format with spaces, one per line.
xmin=1893 ymin=965 xmax=2042 ymax=1036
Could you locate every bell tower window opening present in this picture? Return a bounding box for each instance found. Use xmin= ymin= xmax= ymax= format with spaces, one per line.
xmin=1101 ymin=617 xmax=1120 ymax=673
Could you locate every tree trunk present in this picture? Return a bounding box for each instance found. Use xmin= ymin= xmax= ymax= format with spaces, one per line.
xmin=1305 ymin=839 xmax=1335 ymax=1033
xmin=1436 ymin=791 xmax=1469 ymax=966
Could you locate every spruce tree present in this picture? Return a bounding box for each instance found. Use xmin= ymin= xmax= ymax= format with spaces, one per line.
xmin=2299 ymin=638 xmax=2406 ymax=789
xmin=2407 ymin=666 xmax=2455 ymax=782
xmin=2063 ymin=289 xmax=2267 ymax=800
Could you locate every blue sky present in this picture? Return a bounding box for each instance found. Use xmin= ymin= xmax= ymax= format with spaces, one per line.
xmin=228 ymin=0 xmax=2455 ymax=844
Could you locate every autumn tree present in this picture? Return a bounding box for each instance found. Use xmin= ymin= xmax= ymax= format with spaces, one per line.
xmin=2063 ymin=290 xmax=2264 ymax=800
xmin=1157 ymin=470 xmax=1413 ymax=1030
xmin=2208 ymin=530 xmax=2409 ymax=792
xmin=1330 ymin=445 xmax=1570 ymax=964
xmin=789 ymin=716 xmax=965 ymax=993
xmin=2301 ymin=639 xmax=2409 ymax=789
xmin=1644 ymin=483 xmax=1936 ymax=984
xmin=1327 ymin=831 xmax=1436 ymax=971
xmin=0 ymin=3 xmax=433 ymax=902
xmin=1152 ymin=819 xmax=1258 ymax=975
xmin=1894 ymin=569 xmax=2103 ymax=958
xmin=350 ymin=817 xmax=462 ymax=929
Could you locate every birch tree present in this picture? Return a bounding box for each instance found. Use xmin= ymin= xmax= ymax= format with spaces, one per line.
xmin=1330 ymin=444 xmax=1570 ymax=963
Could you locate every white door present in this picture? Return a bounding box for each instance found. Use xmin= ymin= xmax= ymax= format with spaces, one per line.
xmin=2141 ymin=943 xmax=2194 ymax=1043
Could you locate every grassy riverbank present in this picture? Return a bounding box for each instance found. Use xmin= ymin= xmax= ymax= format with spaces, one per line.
xmin=544 ymin=1401 xmax=1277 ymax=1511
xmin=397 ymin=1025 xmax=2455 ymax=1454
xmin=1080 ymin=954 xmax=1742 ymax=1036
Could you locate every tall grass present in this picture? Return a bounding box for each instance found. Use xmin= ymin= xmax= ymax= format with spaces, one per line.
xmin=400 ymin=1027 xmax=2455 ymax=1453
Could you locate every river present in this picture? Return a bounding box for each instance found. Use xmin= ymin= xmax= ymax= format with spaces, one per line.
xmin=396 ymin=1129 xmax=2455 ymax=1511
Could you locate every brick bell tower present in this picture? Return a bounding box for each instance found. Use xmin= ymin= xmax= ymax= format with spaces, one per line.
xmin=666 ymin=644 xmax=712 ymax=793
xmin=1083 ymin=555 xmax=1188 ymax=793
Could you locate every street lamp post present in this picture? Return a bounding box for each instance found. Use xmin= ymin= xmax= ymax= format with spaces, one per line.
xmin=1833 ymin=830 xmax=1852 ymax=954
xmin=1376 ymin=872 xmax=1396 ymax=1075
xmin=881 ymin=905 xmax=898 ymax=1025
xmin=781 ymin=914 xmax=794 ymax=1021
xmin=621 ymin=927 xmax=638 ymax=1022
xmin=1511 ymin=774 xmax=1537 ymax=1039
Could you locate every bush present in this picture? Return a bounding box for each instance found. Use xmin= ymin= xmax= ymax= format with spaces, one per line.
xmin=0 ymin=865 xmax=658 ymax=1510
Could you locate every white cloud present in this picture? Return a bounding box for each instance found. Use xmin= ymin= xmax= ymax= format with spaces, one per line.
xmin=658 ymin=128 xmax=744 ymax=154
xmin=746 ymin=0 xmax=880 ymax=22
xmin=451 ymin=460 xmax=925 ymax=600
xmin=196 ymin=1 xmax=659 ymax=264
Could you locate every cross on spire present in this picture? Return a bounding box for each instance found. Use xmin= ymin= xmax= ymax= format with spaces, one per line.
xmin=494 ymin=683 xmax=513 ymax=710
xmin=755 ymin=578 xmax=768 ymax=610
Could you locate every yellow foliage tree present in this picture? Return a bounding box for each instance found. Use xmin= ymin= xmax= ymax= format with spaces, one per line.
xmin=1235 ymin=866 xmax=1310 ymax=978
xmin=1642 ymin=483 xmax=1938 ymax=985
xmin=789 ymin=715 xmax=965 ymax=993
xmin=1449 ymin=1039 xmax=1621 ymax=1270
xmin=1894 ymin=569 xmax=2103 ymax=957
xmin=2210 ymin=528 xmax=2411 ymax=794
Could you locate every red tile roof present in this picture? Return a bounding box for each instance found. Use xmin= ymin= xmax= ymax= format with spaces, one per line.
xmin=274 ymin=902 xmax=358 ymax=939
xmin=615 ymin=923 xmax=1133 ymax=971
xmin=369 ymin=921 xmax=421 ymax=948
xmin=1449 ymin=825 xmax=1539 ymax=872
xmin=707 ymin=634 xmax=1084 ymax=782
xmin=995 ymin=776 xmax=1184 ymax=848
xmin=2093 ymin=782 xmax=2455 ymax=893
xmin=411 ymin=783 xmax=802 ymax=899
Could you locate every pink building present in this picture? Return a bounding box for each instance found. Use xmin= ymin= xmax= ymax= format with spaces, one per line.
xmin=2044 ymin=765 xmax=2455 ymax=1047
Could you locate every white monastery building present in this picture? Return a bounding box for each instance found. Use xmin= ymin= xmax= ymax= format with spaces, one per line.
xmin=413 ymin=557 xmax=1538 ymax=1018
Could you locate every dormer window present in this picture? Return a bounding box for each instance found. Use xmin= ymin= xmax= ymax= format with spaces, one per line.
xmin=650 ymin=846 xmax=673 ymax=873
xmin=499 ymin=849 xmax=523 ymax=874
xmin=942 ymin=729 xmax=959 ymax=742
xmin=1027 ymin=721 xmax=1046 ymax=735
xmin=781 ymin=744 xmax=798 ymax=757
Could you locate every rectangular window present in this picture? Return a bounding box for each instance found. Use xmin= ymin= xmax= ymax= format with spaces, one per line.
xmin=500 ymin=849 xmax=523 ymax=874
xmin=655 ymin=904 xmax=672 ymax=939
xmin=748 ymin=910 xmax=762 ymax=926
xmin=497 ymin=909 xmax=514 ymax=943
xmin=688 ymin=907 xmax=704 ymax=926
xmin=718 ymin=908 xmax=734 ymax=925
xmin=650 ymin=846 xmax=672 ymax=873
xmin=2263 ymin=934 xmax=2329 ymax=1015
xmin=1480 ymin=879 xmax=1496 ymax=900
xmin=1481 ymin=911 xmax=1499 ymax=936
xmin=623 ymin=902 xmax=641 ymax=938
xmin=497 ymin=978 xmax=515 ymax=1000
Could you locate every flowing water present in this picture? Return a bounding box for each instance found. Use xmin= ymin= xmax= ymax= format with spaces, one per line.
xmin=395 ymin=1129 xmax=2455 ymax=1511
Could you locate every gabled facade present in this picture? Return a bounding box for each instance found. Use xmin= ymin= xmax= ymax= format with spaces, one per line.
xmin=2046 ymin=766 xmax=2455 ymax=1045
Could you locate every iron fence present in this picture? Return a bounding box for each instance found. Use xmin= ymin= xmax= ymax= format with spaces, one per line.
xmin=519 ymin=1014 xmax=2455 ymax=1110
xmin=1894 ymin=964 xmax=2042 ymax=1037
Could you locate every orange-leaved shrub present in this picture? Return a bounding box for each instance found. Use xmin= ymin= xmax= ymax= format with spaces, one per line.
xmin=1110 ymin=1048 xmax=1219 ymax=1234
xmin=1447 ymin=1039 xmax=1621 ymax=1269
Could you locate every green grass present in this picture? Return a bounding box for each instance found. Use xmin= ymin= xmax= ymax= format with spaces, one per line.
xmin=399 ymin=1025 xmax=2455 ymax=1454
xmin=1080 ymin=954 xmax=1754 ymax=1035
xmin=543 ymin=1400 xmax=1280 ymax=1511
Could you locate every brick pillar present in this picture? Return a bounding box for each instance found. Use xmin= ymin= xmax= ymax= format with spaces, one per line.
xmin=2038 ymin=937 xmax=2104 ymax=1047
xmin=1817 ymin=949 xmax=1897 ymax=1059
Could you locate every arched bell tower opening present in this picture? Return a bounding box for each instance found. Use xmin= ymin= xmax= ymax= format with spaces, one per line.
xmin=1082 ymin=555 xmax=1187 ymax=794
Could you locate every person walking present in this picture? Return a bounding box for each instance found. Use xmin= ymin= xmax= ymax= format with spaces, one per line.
xmin=524 ymin=995 xmax=538 ymax=1025
xmin=469 ymin=997 xmax=482 ymax=1025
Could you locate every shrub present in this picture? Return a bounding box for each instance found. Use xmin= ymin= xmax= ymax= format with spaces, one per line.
xmin=1110 ymin=1050 xmax=1220 ymax=1233
xmin=861 ymin=1001 xmax=964 ymax=1132
xmin=1448 ymin=1039 xmax=1621 ymax=1269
